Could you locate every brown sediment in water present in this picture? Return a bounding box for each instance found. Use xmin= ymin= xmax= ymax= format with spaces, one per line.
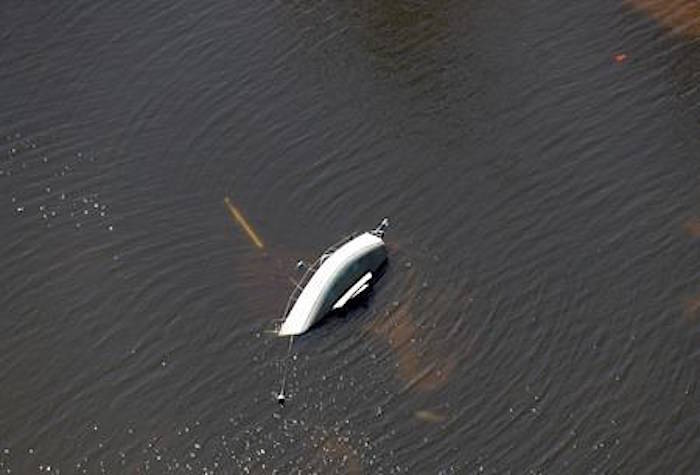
xmin=367 ymin=263 xmax=460 ymax=393
xmin=373 ymin=315 xmax=455 ymax=392
xmin=414 ymin=409 xmax=447 ymax=423
xmin=683 ymin=217 xmax=700 ymax=237
xmin=684 ymin=295 xmax=700 ymax=321
xmin=625 ymin=0 xmax=700 ymax=37
xmin=683 ymin=216 xmax=700 ymax=322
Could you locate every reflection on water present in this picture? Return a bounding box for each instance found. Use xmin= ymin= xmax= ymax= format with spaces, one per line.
xmin=2 ymin=131 xmax=116 ymax=232
xmin=307 ymin=427 xmax=362 ymax=475
xmin=90 ymin=415 xmax=370 ymax=474
xmin=626 ymin=0 xmax=700 ymax=36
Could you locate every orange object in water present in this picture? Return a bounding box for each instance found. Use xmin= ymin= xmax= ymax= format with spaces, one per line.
xmin=614 ymin=53 xmax=628 ymax=63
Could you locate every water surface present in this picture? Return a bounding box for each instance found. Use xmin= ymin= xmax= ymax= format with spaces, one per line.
xmin=1 ymin=0 xmax=699 ymax=472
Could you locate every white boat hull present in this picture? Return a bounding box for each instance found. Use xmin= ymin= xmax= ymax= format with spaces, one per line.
xmin=278 ymin=232 xmax=387 ymax=336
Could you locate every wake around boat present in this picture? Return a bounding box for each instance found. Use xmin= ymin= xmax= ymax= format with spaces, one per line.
xmin=278 ymin=218 xmax=389 ymax=336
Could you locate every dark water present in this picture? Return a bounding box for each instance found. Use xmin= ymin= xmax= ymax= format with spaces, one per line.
xmin=2 ymin=0 xmax=700 ymax=473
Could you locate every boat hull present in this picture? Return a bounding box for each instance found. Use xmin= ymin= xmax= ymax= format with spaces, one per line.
xmin=278 ymin=232 xmax=386 ymax=336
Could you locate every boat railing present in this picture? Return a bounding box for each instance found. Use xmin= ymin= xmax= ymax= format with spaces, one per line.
xmin=280 ymin=232 xmax=359 ymax=320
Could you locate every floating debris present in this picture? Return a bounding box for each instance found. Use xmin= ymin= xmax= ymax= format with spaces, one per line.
xmin=614 ymin=53 xmax=628 ymax=63
xmin=224 ymin=197 xmax=264 ymax=249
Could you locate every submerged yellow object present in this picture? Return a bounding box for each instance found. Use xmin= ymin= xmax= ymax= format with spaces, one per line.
xmin=224 ymin=197 xmax=264 ymax=249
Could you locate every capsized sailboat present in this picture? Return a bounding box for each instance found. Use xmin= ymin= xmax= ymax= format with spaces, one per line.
xmin=278 ymin=218 xmax=389 ymax=336
xmin=275 ymin=218 xmax=389 ymax=405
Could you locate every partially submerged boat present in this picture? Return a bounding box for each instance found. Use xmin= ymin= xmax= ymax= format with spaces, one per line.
xmin=278 ymin=218 xmax=389 ymax=336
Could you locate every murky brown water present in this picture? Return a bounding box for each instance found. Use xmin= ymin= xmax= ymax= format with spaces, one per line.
xmin=2 ymin=0 xmax=699 ymax=473
xmin=626 ymin=0 xmax=700 ymax=37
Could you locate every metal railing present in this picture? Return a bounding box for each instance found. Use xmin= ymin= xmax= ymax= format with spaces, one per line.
xmin=279 ymin=232 xmax=359 ymax=322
